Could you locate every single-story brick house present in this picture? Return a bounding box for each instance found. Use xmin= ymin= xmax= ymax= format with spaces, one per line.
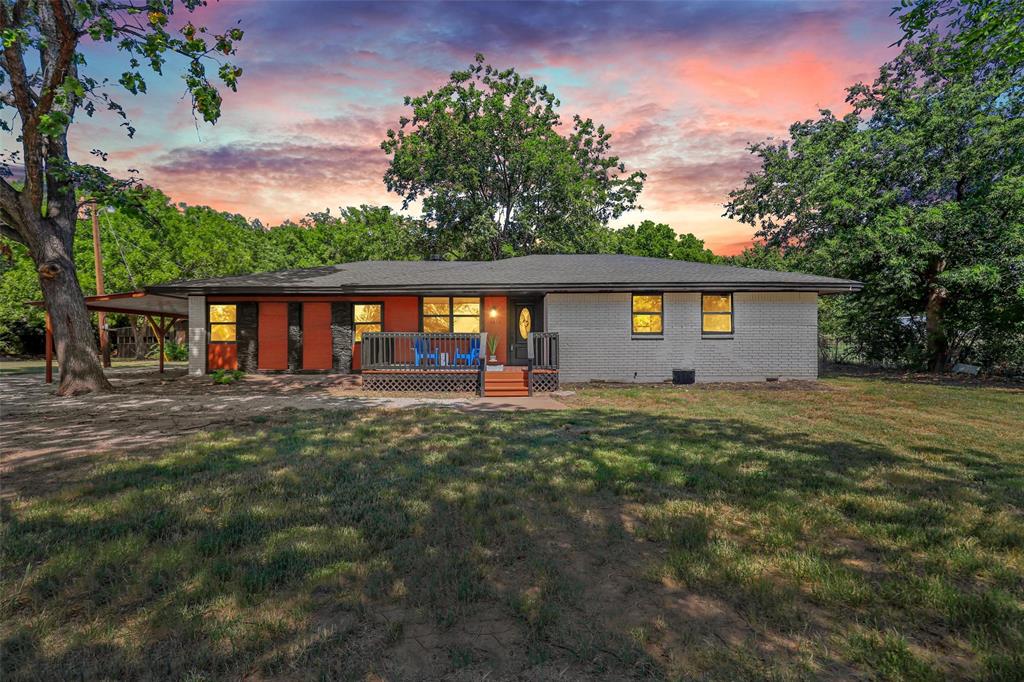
xmin=147 ymin=255 xmax=861 ymax=396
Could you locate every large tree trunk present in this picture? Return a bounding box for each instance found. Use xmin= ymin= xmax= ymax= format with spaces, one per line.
xmin=32 ymin=215 xmax=112 ymax=395
xmin=2 ymin=0 xmax=110 ymax=394
xmin=924 ymin=257 xmax=950 ymax=372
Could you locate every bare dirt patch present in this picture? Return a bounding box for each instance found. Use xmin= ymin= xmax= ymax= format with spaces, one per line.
xmin=1 ymin=368 xmax=567 ymax=499
xmin=0 ymin=368 xmax=475 ymax=498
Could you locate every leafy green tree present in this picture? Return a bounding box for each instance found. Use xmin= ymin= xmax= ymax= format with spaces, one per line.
xmin=726 ymin=35 xmax=1024 ymax=371
xmin=255 ymin=206 xmax=425 ymax=271
xmin=81 ymin=190 xmax=261 ymax=291
xmin=615 ymin=221 xmax=675 ymax=259
xmin=0 ymin=194 xmax=429 ymax=353
xmin=894 ymin=0 xmax=1023 ymax=74
xmin=0 ymin=239 xmax=44 ymax=354
xmin=728 ymin=243 xmax=789 ymax=271
xmin=1 ymin=188 xmax=261 ymax=353
xmin=1 ymin=0 xmax=244 ymax=394
xmin=614 ymin=220 xmax=719 ymax=262
xmin=382 ymin=54 xmax=646 ymax=260
xmin=299 ymin=206 xmax=424 ymax=264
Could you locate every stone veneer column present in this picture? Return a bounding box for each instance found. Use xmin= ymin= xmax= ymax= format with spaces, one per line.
xmin=331 ymin=302 xmax=353 ymax=371
xmin=188 ymin=295 xmax=207 ymax=376
xmin=236 ymin=302 xmax=259 ymax=372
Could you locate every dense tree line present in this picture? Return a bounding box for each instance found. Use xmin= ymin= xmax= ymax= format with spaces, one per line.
xmin=0 ymin=188 xmax=716 ymax=354
xmin=726 ymin=4 xmax=1024 ymax=374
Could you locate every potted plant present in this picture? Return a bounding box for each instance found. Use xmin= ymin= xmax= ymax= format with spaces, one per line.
xmin=486 ymin=335 xmax=503 ymax=371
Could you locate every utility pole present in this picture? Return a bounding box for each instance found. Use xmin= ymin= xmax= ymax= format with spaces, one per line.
xmin=91 ymin=203 xmax=111 ymax=367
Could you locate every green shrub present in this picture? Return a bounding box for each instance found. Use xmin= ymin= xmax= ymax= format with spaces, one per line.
xmin=211 ymin=369 xmax=244 ymax=384
xmin=147 ymin=339 xmax=188 ymax=362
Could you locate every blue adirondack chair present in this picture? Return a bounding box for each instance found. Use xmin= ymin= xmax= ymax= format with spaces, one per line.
xmin=454 ymin=337 xmax=480 ymax=366
xmin=414 ymin=338 xmax=440 ymax=366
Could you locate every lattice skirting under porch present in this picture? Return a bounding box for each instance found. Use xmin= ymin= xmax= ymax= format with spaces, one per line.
xmin=362 ymin=371 xmax=480 ymax=393
xmin=531 ymin=371 xmax=559 ymax=393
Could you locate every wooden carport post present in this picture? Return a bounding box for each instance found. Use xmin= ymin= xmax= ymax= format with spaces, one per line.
xmin=145 ymin=314 xmax=175 ymax=373
xmin=91 ymin=204 xmax=111 ymax=368
xmin=44 ymin=310 xmax=53 ymax=384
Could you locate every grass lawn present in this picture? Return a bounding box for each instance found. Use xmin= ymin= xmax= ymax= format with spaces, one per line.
xmin=2 ymin=376 xmax=1022 ymax=680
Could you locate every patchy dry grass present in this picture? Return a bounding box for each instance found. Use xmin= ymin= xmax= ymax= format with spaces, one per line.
xmin=0 ymin=359 xmax=186 ymax=375
xmin=1 ymin=376 xmax=1022 ymax=680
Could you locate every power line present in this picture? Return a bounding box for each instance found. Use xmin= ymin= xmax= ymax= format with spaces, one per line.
xmin=100 ymin=212 xmax=139 ymax=289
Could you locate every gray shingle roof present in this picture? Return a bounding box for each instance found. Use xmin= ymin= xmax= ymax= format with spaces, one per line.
xmin=147 ymin=255 xmax=862 ymax=295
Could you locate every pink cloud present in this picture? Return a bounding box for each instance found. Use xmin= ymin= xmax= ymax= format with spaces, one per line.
xmin=644 ymin=157 xmax=760 ymax=207
xmin=717 ymin=238 xmax=757 ymax=256
xmin=676 ymin=50 xmax=870 ymax=124
xmin=63 ymin=1 xmax=904 ymax=256
xmin=150 ymin=141 xmax=391 ymax=223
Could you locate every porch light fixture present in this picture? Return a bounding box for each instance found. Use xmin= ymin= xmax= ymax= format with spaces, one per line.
xmin=489 ymin=307 xmax=498 ymax=318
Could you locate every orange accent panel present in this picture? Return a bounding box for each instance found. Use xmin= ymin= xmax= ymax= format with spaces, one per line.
xmin=258 ymin=302 xmax=288 ymax=370
xmin=384 ymin=296 xmax=419 ymax=331
xmin=208 ymin=344 xmax=237 ymax=371
xmin=483 ymin=296 xmax=508 ymax=364
xmin=354 ymin=296 xmax=419 ymax=371
xmin=303 ymin=302 xmax=333 ymax=370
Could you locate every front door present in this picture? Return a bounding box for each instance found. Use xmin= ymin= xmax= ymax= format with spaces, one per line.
xmin=509 ymin=299 xmax=541 ymax=365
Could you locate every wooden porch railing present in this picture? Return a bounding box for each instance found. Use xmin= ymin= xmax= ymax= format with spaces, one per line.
xmin=361 ymin=332 xmax=485 ymax=371
xmin=527 ymin=332 xmax=559 ymax=396
xmin=528 ymin=332 xmax=559 ymax=370
xmin=362 ymin=331 xmax=560 ymax=397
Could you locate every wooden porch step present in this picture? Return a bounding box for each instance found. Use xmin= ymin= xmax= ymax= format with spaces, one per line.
xmin=484 ymin=370 xmax=527 ymax=380
xmin=483 ymin=379 xmax=528 ymax=385
xmin=483 ymin=368 xmax=529 ymax=396
xmin=484 ymin=387 xmax=530 ymax=397
xmin=484 ymin=376 xmax=529 ymax=385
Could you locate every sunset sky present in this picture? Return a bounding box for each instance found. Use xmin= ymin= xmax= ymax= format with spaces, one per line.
xmin=65 ymin=0 xmax=902 ymax=255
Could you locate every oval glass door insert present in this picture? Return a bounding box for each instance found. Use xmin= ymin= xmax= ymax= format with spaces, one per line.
xmin=518 ymin=308 xmax=531 ymax=340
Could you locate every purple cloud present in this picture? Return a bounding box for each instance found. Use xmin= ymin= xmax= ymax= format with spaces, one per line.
xmin=66 ymin=0 xmax=900 ymax=254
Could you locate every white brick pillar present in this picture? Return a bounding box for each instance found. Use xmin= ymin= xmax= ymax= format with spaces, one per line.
xmin=188 ymin=295 xmax=207 ymax=376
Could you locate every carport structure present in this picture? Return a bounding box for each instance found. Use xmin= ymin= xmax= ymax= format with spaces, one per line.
xmin=35 ymin=291 xmax=188 ymax=383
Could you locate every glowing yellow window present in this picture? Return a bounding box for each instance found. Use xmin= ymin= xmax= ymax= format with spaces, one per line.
xmin=452 ymin=297 xmax=480 ymax=333
xmin=422 ymin=296 xmax=450 ymax=332
xmin=452 ymin=297 xmax=480 ymax=316
xmin=421 ymin=297 xmax=449 ymax=316
xmin=421 ymin=296 xmax=480 ymax=333
xmin=209 ymin=304 xmax=236 ymax=342
xmin=353 ymin=303 xmax=382 ymax=342
xmin=423 ymin=316 xmax=450 ymax=333
xmin=453 ymin=315 xmax=480 ymax=333
xmin=702 ymin=294 xmax=733 ymax=334
xmin=631 ymin=294 xmax=663 ymax=335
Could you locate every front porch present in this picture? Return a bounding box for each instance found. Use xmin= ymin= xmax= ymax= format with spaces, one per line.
xmin=360 ymin=331 xmax=559 ymax=396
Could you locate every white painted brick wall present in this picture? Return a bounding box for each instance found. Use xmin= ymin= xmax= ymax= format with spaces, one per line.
xmin=545 ymin=292 xmax=818 ymax=383
xmin=188 ymin=295 xmax=206 ymax=376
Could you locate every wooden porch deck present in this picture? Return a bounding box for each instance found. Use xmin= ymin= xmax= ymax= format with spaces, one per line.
xmin=360 ymin=332 xmax=559 ymax=396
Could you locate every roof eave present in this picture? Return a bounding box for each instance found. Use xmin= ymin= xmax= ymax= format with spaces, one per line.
xmin=148 ymin=281 xmax=863 ymax=296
